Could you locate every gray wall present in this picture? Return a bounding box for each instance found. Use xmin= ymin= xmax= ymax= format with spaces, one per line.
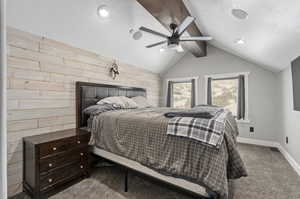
xmin=278 ymin=67 xmax=300 ymax=165
xmin=161 ymin=45 xmax=279 ymax=141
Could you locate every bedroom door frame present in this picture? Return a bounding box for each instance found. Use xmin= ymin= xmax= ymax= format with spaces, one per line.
xmin=0 ymin=0 xmax=8 ymax=198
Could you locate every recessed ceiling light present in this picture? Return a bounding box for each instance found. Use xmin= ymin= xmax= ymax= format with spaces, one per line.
xmin=235 ymin=38 xmax=245 ymax=44
xmin=232 ymin=9 xmax=248 ymax=20
xmin=159 ymin=48 xmax=165 ymax=52
xmin=97 ymin=5 xmax=110 ymax=18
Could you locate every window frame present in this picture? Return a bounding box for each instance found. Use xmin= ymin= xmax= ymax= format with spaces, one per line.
xmin=205 ymin=72 xmax=250 ymax=123
xmin=166 ymin=77 xmax=198 ymax=108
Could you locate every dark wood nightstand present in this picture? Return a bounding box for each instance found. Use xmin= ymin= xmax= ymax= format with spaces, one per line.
xmin=23 ymin=128 xmax=90 ymax=199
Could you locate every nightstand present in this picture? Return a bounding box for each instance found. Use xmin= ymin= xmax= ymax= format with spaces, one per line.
xmin=23 ymin=128 xmax=90 ymax=198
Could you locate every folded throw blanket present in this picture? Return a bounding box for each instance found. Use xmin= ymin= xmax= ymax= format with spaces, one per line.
xmin=166 ymin=106 xmax=229 ymax=148
xmin=164 ymin=111 xmax=213 ymax=119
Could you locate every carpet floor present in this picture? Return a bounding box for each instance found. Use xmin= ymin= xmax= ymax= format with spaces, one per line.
xmin=11 ymin=144 xmax=300 ymax=199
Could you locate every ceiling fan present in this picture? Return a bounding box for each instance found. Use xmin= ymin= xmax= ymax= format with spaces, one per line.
xmin=139 ymin=16 xmax=212 ymax=52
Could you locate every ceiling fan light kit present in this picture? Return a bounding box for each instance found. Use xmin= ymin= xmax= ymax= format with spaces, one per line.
xmin=159 ymin=44 xmax=184 ymax=53
xmin=139 ymin=16 xmax=212 ymax=52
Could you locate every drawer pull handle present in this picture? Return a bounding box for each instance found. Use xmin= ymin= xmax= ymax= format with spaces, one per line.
xmin=80 ymin=165 xmax=84 ymax=169
xmin=77 ymin=141 xmax=81 ymax=144
xmin=52 ymin=147 xmax=57 ymax=151
xmin=80 ymin=152 xmax=84 ymax=156
xmin=48 ymin=178 xmax=53 ymax=183
xmin=48 ymin=163 xmax=53 ymax=167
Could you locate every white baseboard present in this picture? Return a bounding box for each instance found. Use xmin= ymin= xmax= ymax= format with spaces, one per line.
xmin=277 ymin=145 xmax=300 ymax=176
xmin=237 ymin=137 xmax=279 ymax=147
xmin=237 ymin=136 xmax=300 ymax=176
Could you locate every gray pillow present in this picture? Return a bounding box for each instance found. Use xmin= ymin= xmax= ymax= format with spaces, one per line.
xmin=83 ymin=103 xmax=121 ymax=116
xmin=97 ymin=96 xmax=138 ymax=109
xmin=131 ymin=96 xmax=153 ymax=108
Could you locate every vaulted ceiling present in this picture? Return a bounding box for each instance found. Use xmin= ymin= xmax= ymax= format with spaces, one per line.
xmin=7 ymin=0 xmax=300 ymax=73
xmin=185 ymin=0 xmax=300 ymax=72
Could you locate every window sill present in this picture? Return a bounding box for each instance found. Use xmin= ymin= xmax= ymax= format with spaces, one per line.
xmin=236 ymin=119 xmax=251 ymax=124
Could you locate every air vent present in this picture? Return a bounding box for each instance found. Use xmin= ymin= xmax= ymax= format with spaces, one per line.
xmin=232 ymin=9 xmax=248 ymax=20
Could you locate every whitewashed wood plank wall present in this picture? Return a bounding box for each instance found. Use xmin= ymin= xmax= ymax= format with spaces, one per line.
xmin=6 ymin=27 xmax=161 ymax=196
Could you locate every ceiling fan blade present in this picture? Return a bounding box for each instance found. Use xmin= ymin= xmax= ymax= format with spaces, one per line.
xmin=139 ymin=26 xmax=169 ymax=38
xmin=176 ymin=16 xmax=195 ymax=36
xmin=180 ymin=36 xmax=213 ymax=41
xmin=146 ymin=41 xmax=167 ymax=48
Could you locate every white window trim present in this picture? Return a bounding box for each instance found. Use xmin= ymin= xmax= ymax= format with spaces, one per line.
xmin=166 ymin=76 xmax=199 ymax=107
xmin=204 ymin=72 xmax=250 ymax=123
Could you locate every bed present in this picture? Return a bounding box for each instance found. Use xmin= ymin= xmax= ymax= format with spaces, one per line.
xmin=75 ymin=81 xmax=247 ymax=199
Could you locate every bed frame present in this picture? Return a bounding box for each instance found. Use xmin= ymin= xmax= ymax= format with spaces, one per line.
xmin=75 ymin=81 xmax=220 ymax=199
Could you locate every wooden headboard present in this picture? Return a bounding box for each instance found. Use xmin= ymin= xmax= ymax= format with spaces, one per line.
xmin=75 ymin=81 xmax=147 ymax=128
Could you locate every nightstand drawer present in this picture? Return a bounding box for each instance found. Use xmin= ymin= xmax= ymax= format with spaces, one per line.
xmin=40 ymin=163 xmax=87 ymax=191
xmin=39 ymin=137 xmax=75 ymax=158
xmin=23 ymin=128 xmax=90 ymax=198
xmin=76 ymin=133 xmax=90 ymax=146
xmin=39 ymin=147 xmax=88 ymax=174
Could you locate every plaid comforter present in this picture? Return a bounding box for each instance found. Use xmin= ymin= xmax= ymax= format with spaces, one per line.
xmin=167 ymin=106 xmax=229 ymax=148
xmin=89 ymin=107 xmax=247 ymax=199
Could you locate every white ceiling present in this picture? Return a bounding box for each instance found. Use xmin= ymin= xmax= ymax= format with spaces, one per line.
xmin=7 ymin=0 xmax=300 ymax=73
xmin=6 ymin=0 xmax=184 ymax=73
xmin=185 ymin=0 xmax=300 ymax=72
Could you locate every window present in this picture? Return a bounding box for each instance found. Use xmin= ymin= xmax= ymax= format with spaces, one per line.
xmin=206 ymin=73 xmax=248 ymax=120
xmin=173 ymin=82 xmax=192 ymax=108
xmin=166 ymin=78 xmax=197 ymax=109
xmin=211 ymin=78 xmax=238 ymax=116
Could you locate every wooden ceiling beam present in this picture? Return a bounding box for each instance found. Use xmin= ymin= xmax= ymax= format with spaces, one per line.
xmin=136 ymin=0 xmax=207 ymax=57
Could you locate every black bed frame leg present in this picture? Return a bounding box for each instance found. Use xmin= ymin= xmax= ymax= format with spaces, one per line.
xmin=124 ymin=168 xmax=128 ymax=192
xmin=207 ymin=189 xmax=219 ymax=199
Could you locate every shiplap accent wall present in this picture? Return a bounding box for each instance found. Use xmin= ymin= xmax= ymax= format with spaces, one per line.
xmin=7 ymin=27 xmax=161 ymax=196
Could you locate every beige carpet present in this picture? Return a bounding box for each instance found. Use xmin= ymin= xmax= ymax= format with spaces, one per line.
xmin=11 ymin=144 xmax=300 ymax=199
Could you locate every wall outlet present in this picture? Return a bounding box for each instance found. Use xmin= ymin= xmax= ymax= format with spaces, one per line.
xmin=286 ymin=136 xmax=289 ymax=144
xmin=250 ymin=127 xmax=254 ymax=133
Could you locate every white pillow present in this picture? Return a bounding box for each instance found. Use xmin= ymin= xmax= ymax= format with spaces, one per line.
xmin=131 ymin=96 xmax=152 ymax=108
xmin=97 ymin=96 xmax=138 ymax=109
